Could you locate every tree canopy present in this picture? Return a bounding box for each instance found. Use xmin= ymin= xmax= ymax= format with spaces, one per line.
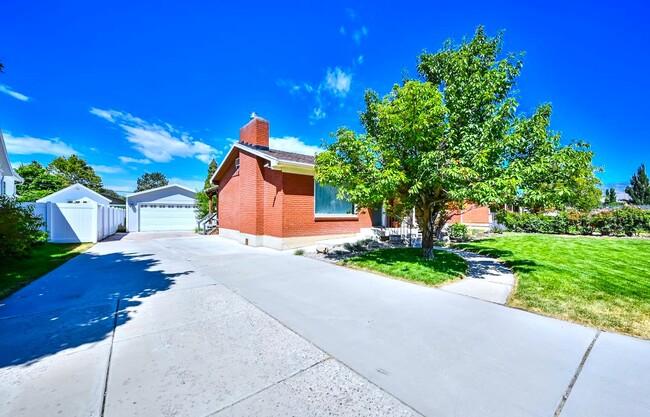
xmin=604 ymin=188 xmax=617 ymax=206
xmin=315 ymin=27 xmax=600 ymax=258
xmin=135 ymin=172 xmax=169 ymax=192
xmin=48 ymin=155 xmax=103 ymax=191
xmin=625 ymin=164 xmax=650 ymax=205
xmin=15 ymin=161 xmax=68 ymax=202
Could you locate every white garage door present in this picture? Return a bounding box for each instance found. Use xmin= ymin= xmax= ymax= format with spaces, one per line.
xmin=139 ymin=203 xmax=197 ymax=231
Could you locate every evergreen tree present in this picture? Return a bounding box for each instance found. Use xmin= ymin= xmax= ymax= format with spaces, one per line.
xmin=604 ymin=188 xmax=617 ymax=205
xmin=135 ymin=172 xmax=168 ymax=192
xmin=625 ymin=164 xmax=650 ymax=205
xmin=204 ymin=159 xmax=218 ymax=189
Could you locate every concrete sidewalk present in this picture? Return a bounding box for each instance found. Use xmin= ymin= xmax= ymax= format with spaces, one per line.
xmin=1 ymin=233 xmax=648 ymax=416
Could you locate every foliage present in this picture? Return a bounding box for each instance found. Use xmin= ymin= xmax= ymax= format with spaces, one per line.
xmin=16 ymin=161 xmax=68 ymax=202
xmin=99 ymin=187 xmax=124 ymax=201
xmin=604 ymin=188 xmax=618 ymax=205
xmin=457 ymin=235 xmax=650 ymax=338
xmin=447 ymin=223 xmax=470 ymax=241
xmin=342 ymin=248 xmax=467 ymax=286
xmin=294 ymin=249 xmax=305 ymax=256
xmin=135 ymin=172 xmax=168 ymax=192
xmin=196 ymin=159 xmax=219 ymax=220
xmin=1 ymin=242 xmax=92 ymax=299
xmin=48 ymin=155 xmax=103 ymax=191
xmin=0 ymin=196 xmax=47 ymax=258
xmin=204 ymin=159 xmax=218 ymax=189
xmin=496 ymin=207 xmax=650 ymax=237
xmin=489 ymin=224 xmax=505 ymax=234
xmin=316 ymin=26 xmax=599 ymax=258
xmin=625 ymin=164 xmax=650 ymax=205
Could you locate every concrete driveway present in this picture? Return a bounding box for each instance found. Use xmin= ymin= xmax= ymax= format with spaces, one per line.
xmin=1 ymin=233 xmax=648 ymax=416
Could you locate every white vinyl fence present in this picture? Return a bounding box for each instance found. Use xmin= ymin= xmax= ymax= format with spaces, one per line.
xmin=22 ymin=202 xmax=125 ymax=243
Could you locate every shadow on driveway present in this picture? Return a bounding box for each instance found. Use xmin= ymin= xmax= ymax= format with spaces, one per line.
xmin=0 ymin=250 xmax=192 ymax=368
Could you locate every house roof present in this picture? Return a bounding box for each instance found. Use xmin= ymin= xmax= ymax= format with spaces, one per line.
xmin=211 ymin=142 xmax=316 ymax=183
xmin=101 ymin=193 xmax=126 ymax=205
xmin=37 ymin=183 xmax=112 ymax=205
xmin=0 ymin=129 xmax=24 ymax=182
xmin=126 ymin=184 xmax=196 ymax=198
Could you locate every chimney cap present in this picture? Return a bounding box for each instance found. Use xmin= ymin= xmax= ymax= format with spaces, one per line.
xmin=250 ymin=112 xmax=257 ymax=119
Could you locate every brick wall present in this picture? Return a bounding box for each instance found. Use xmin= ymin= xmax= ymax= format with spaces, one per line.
xmin=448 ymin=205 xmax=491 ymax=225
xmin=239 ymin=117 xmax=270 ymax=149
xmin=218 ymin=149 xmax=370 ymax=239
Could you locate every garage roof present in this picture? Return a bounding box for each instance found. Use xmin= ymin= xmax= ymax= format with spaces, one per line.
xmin=126 ymin=184 xmax=196 ymax=198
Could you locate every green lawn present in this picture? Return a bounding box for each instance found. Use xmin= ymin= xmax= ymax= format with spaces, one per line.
xmin=457 ymin=234 xmax=650 ymax=339
xmin=1 ymin=243 xmax=94 ymax=299
xmin=341 ymin=248 xmax=467 ymax=286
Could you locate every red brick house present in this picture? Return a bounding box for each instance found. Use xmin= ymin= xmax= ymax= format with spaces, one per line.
xmin=211 ymin=116 xmax=373 ymax=249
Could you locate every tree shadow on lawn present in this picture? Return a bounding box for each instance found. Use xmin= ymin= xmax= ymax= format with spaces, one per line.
xmin=344 ymin=248 xmax=467 ymax=276
xmin=0 ymin=251 xmax=193 ymax=368
xmin=456 ymin=241 xmax=540 ymax=275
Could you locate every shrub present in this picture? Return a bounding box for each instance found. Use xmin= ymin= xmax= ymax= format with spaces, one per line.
xmin=293 ymin=249 xmax=305 ymax=256
xmin=489 ymin=224 xmax=505 ymax=234
xmin=495 ymin=207 xmax=650 ymax=237
xmin=448 ymin=223 xmax=470 ymax=241
xmin=0 ymin=196 xmax=47 ymax=258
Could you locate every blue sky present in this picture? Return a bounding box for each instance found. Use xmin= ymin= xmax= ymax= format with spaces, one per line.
xmin=1 ymin=1 xmax=648 ymax=193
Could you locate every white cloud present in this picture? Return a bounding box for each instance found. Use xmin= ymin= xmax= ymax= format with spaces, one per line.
xmin=4 ymin=132 xmax=77 ymax=156
xmin=309 ymin=107 xmax=327 ymax=123
xmin=352 ymin=26 xmax=368 ymax=45
xmin=340 ymin=26 xmax=346 ymax=35
xmin=168 ymin=177 xmax=204 ymax=191
xmin=346 ymin=8 xmax=356 ymax=19
xmin=269 ymin=136 xmax=321 ymax=156
xmin=92 ymin=164 xmax=125 ymax=174
xmin=91 ymin=108 xmax=219 ymax=163
xmin=0 ymin=84 xmax=30 ymax=102
xmin=324 ymin=67 xmax=352 ymax=98
xmin=119 ymin=156 xmax=151 ymax=164
xmin=358 ymin=55 xmax=364 ymax=64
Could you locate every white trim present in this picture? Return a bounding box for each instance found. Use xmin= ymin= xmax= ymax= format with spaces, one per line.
xmin=126 ymin=183 xmax=195 ymax=198
xmin=36 ymin=183 xmax=111 ymax=205
xmin=0 ymin=129 xmax=23 ymax=183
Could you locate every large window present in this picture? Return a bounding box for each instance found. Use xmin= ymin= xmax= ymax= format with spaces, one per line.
xmin=314 ymin=182 xmax=354 ymax=215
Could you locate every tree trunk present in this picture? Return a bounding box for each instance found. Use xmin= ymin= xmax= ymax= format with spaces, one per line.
xmin=418 ymin=205 xmax=438 ymax=259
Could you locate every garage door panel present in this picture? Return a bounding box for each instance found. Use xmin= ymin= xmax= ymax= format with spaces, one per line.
xmin=139 ymin=204 xmax=197 ymax=231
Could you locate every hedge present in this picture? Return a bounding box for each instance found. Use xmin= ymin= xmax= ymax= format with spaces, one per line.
xmin=495 ymin=207 xmax=650 ymax=237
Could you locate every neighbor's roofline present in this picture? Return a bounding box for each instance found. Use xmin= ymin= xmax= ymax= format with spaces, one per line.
xmin=36 ymin=183 xmax=111 ymax=204
xmin=126 ymin=183 xmax=196 ymax=198
xmin=210 ymin=142 xmax=316 ymax=184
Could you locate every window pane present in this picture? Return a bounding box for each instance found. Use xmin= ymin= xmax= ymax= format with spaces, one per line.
xmin=315 ymin=183 xmax=354 ymax=215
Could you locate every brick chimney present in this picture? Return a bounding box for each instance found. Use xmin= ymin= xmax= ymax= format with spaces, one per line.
xmin=239 ymin=112 xmax=269 ymax=149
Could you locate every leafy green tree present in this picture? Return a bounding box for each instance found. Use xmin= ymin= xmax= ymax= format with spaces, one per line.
xmin=48 ymin=155 xmax=103 ymax=191
xmin=625 ymin=164 xmax=650 ymax=205
xmin=99 ymin=187 xmax=124 ymax=200
xmin=604 ymin=188 xmax=617 ymax=205
xmin=15 ymin=161 xmax=68 ymax=202
xmin=196 ymin=160 xmax=219 ymax=219
xmin=316 ymin=27 xmax=599 ymax=258
xmin=135 ymin=172 xmax=168 ymax=192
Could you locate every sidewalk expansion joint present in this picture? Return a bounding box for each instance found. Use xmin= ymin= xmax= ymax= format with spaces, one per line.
xmin=554 ymin=330 xmax=601 ymax=417
xmin=100 ymin=299 xmax=120 ymax=417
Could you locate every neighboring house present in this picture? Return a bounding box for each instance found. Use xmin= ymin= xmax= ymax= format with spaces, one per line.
xmin=101 ymin=193 xmax=126 ymax=208
xmin=0 ymin=129 xmax=24 ymax=197
xmin=126 ymin=184 xmax=197 ymax=232
xmin=448 ymin=204 xmax=492 ymax=231
xmin=211 ymin=115 xmax=373 ymax=249
xmin=37 ymin=183 xmax=111 ymax=205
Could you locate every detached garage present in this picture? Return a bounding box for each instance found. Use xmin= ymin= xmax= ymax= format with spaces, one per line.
xmin=126 ymin=184 xmax=197 ymax=232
